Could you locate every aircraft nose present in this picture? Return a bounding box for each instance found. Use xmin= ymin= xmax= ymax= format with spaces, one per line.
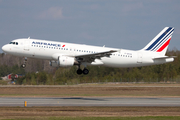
xmin=2 ymin=45 xmax=8 ymax=52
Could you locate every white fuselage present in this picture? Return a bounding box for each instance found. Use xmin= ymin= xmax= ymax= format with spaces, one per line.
xmin=2 ymin=38 xmax=174 ymax=68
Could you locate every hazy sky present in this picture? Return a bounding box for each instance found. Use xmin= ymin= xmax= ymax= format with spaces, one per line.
xmin=0 ymin=0 xmax=180 ymax=53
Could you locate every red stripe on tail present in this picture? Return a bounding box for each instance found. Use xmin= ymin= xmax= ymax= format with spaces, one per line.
xmin=157 ymin=38 xmax=171 ymax=52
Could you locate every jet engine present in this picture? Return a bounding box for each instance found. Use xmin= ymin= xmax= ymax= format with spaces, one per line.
xmin=49 ymin=56 xmax=75 ymax=67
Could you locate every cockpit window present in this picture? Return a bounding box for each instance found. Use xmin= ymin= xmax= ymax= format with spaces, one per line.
xmin=9 ymin=42 xmax=18 ymax=45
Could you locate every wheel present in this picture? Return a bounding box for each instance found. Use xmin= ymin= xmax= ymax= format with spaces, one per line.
xmin=77 ymin=69 xmax=83 ymax=75
xmin=83 ymin=68 xmax=89 ymax=75
xmin=21 ymin=64 xmax=26 ymax=68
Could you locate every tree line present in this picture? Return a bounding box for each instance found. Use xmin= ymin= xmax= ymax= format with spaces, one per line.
xmin=0 ymin=50 xmax=180 ymax=85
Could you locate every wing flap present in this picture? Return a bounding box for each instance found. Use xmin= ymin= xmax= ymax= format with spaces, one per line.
xmin=72 ymin=50 xmax=117 ymax=58
xmin=68 ymin=50 xmax=117 ymax=63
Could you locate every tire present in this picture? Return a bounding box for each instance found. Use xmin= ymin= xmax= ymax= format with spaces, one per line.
xmin=77 ymin=69 xmax=83 ymax=75
xmin=21 ymin=64 xmax=26 ymax=68
xmin=83 ymin=68 xmax=89 ymax=75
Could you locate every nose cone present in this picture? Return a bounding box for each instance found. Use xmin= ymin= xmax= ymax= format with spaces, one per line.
xmin=2 ymin=45 xmax=8 ymax=53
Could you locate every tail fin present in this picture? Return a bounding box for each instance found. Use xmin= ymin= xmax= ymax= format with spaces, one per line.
xmin=142 ymin=27 xmax=174 ymax=56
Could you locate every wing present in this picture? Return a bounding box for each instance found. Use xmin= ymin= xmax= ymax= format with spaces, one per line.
xmin=68 ymin=50 xmax=117 ymax=63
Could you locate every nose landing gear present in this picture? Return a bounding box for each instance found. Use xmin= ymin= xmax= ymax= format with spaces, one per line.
xmin=21 ymin=64 xmax=26 ymax=68
xmin=21 ymin=57 xmax=27 ymax=68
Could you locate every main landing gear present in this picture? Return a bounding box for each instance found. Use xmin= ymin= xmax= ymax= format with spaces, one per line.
xmin=21 ymin=57 xmax=27 ymax=68
xmin=76 ymin=65 xmax=89 ymax=75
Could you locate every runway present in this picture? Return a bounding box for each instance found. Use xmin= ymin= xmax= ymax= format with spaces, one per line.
xmin=0 ymin=97 xmax=180 ymax=107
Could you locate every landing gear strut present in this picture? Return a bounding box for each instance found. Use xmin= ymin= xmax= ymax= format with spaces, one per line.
xmin=21 ymin=57 xmax=27 ymax=68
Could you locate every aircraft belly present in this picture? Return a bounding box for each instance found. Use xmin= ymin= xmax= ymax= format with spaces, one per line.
xmin=101 ymin=57 xmax=138 ymax=68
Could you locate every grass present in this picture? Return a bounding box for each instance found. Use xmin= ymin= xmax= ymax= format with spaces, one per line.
xmin=0 ymin=85 xmax=180 ymax=97
xmin=1 ymin=116 xmax=180 ymax=120
xmin=0 ymin=107 xmax=179 ymax=118
xmin=42 ymin=116 xmax=180 ymax=120
xmin=0 ymin=80 xmax=8 ymax=85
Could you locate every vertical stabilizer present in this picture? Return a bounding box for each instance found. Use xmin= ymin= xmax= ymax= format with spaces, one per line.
xmin=142 ymin=27 xmax=174 ymax=56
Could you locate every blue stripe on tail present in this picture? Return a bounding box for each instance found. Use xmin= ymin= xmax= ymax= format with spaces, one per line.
xmin=146 ymin=27 xmax=172 ymax=50
xmin=151 ymin=28 xmax=174 ymax=51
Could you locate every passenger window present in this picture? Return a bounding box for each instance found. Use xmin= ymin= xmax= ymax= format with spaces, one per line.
xmin=16 ymin=42 xmax=18 ymax=45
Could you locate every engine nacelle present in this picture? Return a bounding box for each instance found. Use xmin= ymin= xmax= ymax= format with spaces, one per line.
xmin=49 ymin=56 xmax=75 ymax=67
xmin=59 ymin=56 xmax=74 ymax=67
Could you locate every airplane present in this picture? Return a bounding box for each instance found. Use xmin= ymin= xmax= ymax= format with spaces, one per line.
xmin=2 ymin=27 xmax=175 ymax=75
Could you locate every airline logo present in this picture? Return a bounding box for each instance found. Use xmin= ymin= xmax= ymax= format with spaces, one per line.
xmin=145 ymin=27 xmax=174 ymax=52
xmin=32 ymin=41 xmax=62 ymax=47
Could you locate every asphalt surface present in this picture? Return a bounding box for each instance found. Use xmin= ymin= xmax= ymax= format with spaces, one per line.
xmin=0 ymin=97 xmax=180 ymax=107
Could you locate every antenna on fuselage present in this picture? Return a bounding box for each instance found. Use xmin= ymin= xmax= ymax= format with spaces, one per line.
xmin=28 ymin=37 xmax=30 ymax=39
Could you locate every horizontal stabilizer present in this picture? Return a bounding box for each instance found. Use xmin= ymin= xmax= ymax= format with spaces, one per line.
xmin=152 ymin=56 xmax=176 ymax=60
